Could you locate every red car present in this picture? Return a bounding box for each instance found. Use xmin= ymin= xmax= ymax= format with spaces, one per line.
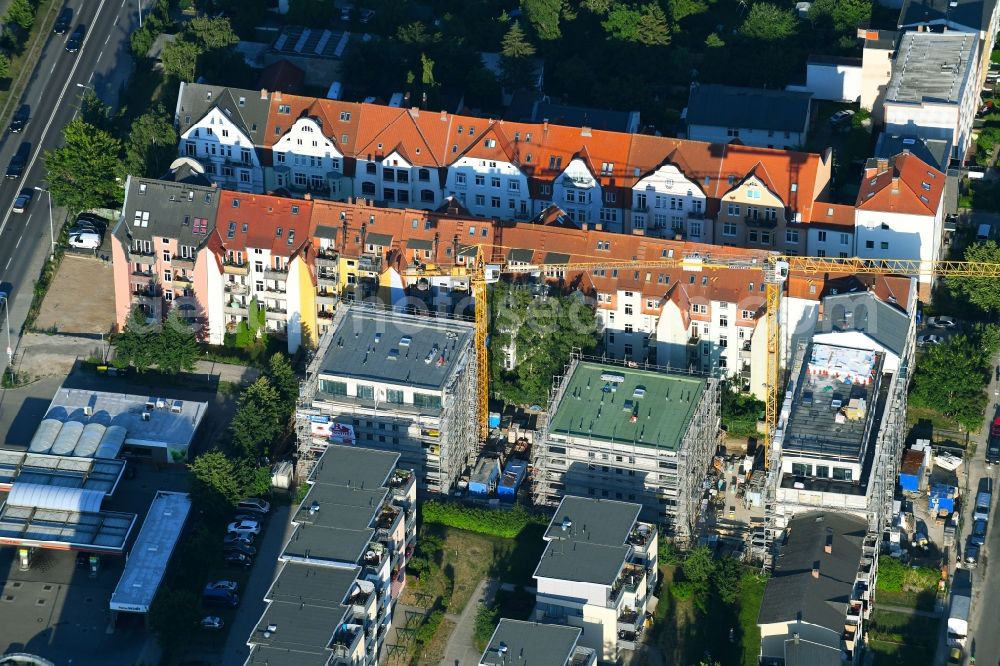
xmin=990 ymin=416 xmax=1000 ymax=437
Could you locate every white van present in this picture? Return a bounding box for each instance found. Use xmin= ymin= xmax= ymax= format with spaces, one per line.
xmin=977 ymin=223 xmax=991 ymax=241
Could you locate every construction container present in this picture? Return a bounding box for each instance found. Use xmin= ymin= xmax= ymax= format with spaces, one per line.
xmin=929 ymin=484 xmax=957 ymax=513
xmin=899 ymin=449 xmax=926 ymax=493
xmin=469 ymin=457 xmax=501 ymax=496
xmin=497 ymin=459 xmax=527 ymax=500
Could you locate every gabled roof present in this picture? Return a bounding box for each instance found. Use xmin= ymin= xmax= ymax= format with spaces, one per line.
xmin=808 ymin=202 xmax=856 ymax=229
xmin=257 ymin=59 xmax=305 ymax=95
xmin=857 ymin=152 xmax=944 ymax=215
xmin=175 ymin=82 xmax=270 ymax=143
xmin=758 ymin=511 xmax=867 ymax=631
xmin=216 ymin=190 xmax=313 ymax=257
xmin=686 ymin=84 xmax=812 ymax=134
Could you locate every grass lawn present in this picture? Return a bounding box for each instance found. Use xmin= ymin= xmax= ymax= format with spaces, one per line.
xmin=868 ymin=610 xmax=940 ymax=666
xmin=906 ymin=404 xmax=963 ymax=435
xmin=876 ymin=589 xmax=938 ymax=612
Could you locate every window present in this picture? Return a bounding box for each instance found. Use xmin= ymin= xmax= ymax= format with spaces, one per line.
xmin=134 ymin=210 xmax=150 ymax=227
xmin=832 ymin=467 xmax=853 ymax=481
xmin=491 ymin=177 xmax=500 ymax=188
xmin=413 ymin=393 xmax=441 ymax=409
xmin=723 ymin=222 xmax=737 ymax=236
xmin=864 ymin=241 xmax=875 ymax=250
xmin=792 ymin=463 xmax=813 ymax=477
xmin=624 ymin=304 xmax=633 ymax=316
xmin=815 ymin=465 xmax=830 ymax=478
xmin=278 ymin=104 xmax=291 ymax=114
xmin=548 ymin=156 xmax=562 ymax=170
xmin=840 ymin=233 xmax=850 ymax=245
xmin=474 ymin=194 xmax=485 ymax=206
xmin=456 ymin=173 xmax=466 ymax=186
xmin=880 ymin=241 xmax=889 ymax=250
xmin=624 ymin=343 xmax=633 ymax=356
xmin=386 ymin=389 xmax=404 ymax=404
xmin=747 ymin=188 xmax=761 ymax=200
xmin=340 ymin=111 xmax=351 ymax=121
xmin=741 ymin=310 xmax=754 ymax=320
xmin=727 ymin=128 xmax=740 ymax=137
xmin=719 ymin=316 xmax=728 ymax=327
xmin=162 ymin=250 xmax=171 ymax=262
xmin=817 ymin=249 xmax=826 ymax=257
xmin=727 ymin=203 xmax=740 ymax=216
xmin=357 ymin=384 xmax=374 ymax=400
xmin=319 ymin=380 xmax=347 ymax=396
xmin=817 ymin=231 xmax=827 ymax=242
xmin=475 ymin=175 xmax=485 ymax=186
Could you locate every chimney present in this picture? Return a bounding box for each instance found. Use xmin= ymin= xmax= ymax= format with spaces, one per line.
xmin=811 ymin=561 xmax=820 ymax=579
xmin=410 ymin=107 xmax=420 ymax=118
xmin=581 ymin=126 xmax=592 ymax=137
xmin=825 ymin=534 xmax=833 ymax=554
xmin=876 ymin=158 xmax=889 ymax=172
xmin=440 ymin=110 xmax=448 ymax=122
xmin=581 ymin=222 xmax=588 ymax=231
xmin=593 ymin=222 xmax=603 ymax=231
xmin=260 ymin=88 xmax=268 ymax=99
xmin=304 ymin=193 xmax=312 ymax=200
xmin=274 ymin=91 xmax=283 ymax=102
xmin=543 ymin=119 xmax=549 ymax=133
xmin=632 ymin=228 xmax=645 ymax=236
xmin=794 ymin=633 xmax=800 ymax=645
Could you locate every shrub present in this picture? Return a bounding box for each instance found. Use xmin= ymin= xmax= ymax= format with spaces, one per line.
xmin=421 ymin=501 xmax=548 ymax=539
xmin=415 ymin=609 xmax=444 ymax=644
xmin=671 ymin=580 xmax=696 ymax=601
xmin=473 ymin=603 xmax=500 ymax=651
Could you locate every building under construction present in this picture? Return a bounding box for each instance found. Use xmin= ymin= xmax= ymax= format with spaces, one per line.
xmin=533 ymin=354 xmax=720 ymax=543
xmin=295 ymin=306 xmax=479 ymax=494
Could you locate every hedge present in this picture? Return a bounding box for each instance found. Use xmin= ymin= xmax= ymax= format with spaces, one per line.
xmin=421 ymin=500 xmax=548 ymax=539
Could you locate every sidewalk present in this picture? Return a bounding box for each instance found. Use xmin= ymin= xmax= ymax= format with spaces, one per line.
xmin=438 ymin=578 xmax=497 ymax=666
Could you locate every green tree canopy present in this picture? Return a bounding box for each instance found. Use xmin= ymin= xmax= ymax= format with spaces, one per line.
xmin=113 ymin=308 xmax=158 ymax=372
xmin=161 ymin=37 xmax=200 ymax=81
xmin=910 ymin=334 xmax=989 ymax=430
xmin=0 ymin=54 xmax=10 ymax=80
xmin=947 ymin=241 xmax=1000 ymax=312
xmin=522 ymin=0 xmax=568 ymax=40
xmin=231 ymin=377 xmax=286 ymax=457
xmin=156 ymin=310 xmax=201 ymax=374
xmin=125 ymin=106 xmax=179 ymax=178
xmin=669 ymin=0 xmax=709 ymax=24
xmin=187 ymin=15 xmax=239 ymax=51
xmin=267 ymin=352 xmax=300 ymax=412
xmin=740 ymin=2 xmax=797 ymax=41
xmin=43 ymin=118 xmax=124 ymax=213
xmin=712 ymin=556 xmax=743 ymax=604
xmin=5 ymin=0 xmax=34 ymax=32
xmin=397 ymin=21 xmax=435 ymax=45
xmin=189 ymin=449 xmax=242 ymax=507
xmin=500 ymin=22 xmax=538 ymax=88
xmin=637 ymin=2 xmax=671 ymax=46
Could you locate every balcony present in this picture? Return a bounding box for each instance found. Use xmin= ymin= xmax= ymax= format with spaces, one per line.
xmin=317 ymin=290 xmax=337 ymax=305
xmin=172 ymin=257 xmax=196 ymax=271
xmin=223 ymin=260 xmax=247 ymax=275
xmin=173 ymin=276 xmax=193 ymax=290
xmin=131 ymin=266 xmax=154 ymax=278
xmin=317 ymin=272 xmax=338 ymax=288
xmin=357 ymin=256 xmax=382 ymax=274
xmin=348 ymin=580 xmax=376 ymax=616
xmin=260 ymin=286 xmax=287 ymax=299
xmin=129 ymin=249 xmax=155 ymax=266
xmin=224 ymin=282 xmax=248 ymax=295
xmin=263 ymin=266 xmax=289 ymax=281
xmin=316 ymin=250 xmax=338 ymax=268
xmin=745 ymin=213 xmax=778 ymax=229
xmin=132 ymin=291 xmax=159 ymax=306
xmin=740 ymin=341 xmax=753 ymax=359
xmin=264 ymin=307 xmax=287 ymax=320
xmin=318 ymin=309 xmax=335 ymax=320
xmin=331 ymin=623 xmax=363 ymax=662
xmin=618 ymin=607 xmax=642 ymax=632
xmin=362 ymin=542 xmax=387 ymax=568
xmin=628 ymin=526 xmax=653 ymax=551
xmin=224 ymin=301 xmax=248 ymax=316
xmin=610 ymin=564 xmax=646 ymax=606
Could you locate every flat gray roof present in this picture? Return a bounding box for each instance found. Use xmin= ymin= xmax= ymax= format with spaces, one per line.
xmin=0 ymin=450 xmax=124 ymax=495
xmin=481 ymin=619 xmax=582 ymax=666
xmin=784 ymin=344 xmax=883 ymax=461
xmin=307 ymin=445 xmax=399 ymax=488
xmin=0 ymin=501 xmax=136 ymax=553
xmin=319 ymin=307 xmax=474 ymax=393
xmin=245 ymin=646 xmax=331 ymax=666
xmin=45 ymin=387 xmax=208 ymax=458
xmin=886 ymin=32 xmax=976 ymax=106
xmin=534 ymin=496 xmax=639 ymax=585
xmin=266 ymin=561 xmax=361 ymax=607
xmin=110 ymin=491 xmax=191 ymax=613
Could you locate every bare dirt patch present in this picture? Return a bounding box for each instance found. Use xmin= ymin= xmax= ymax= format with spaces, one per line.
xmin=34 ymin=255 xmax=115 ymax=335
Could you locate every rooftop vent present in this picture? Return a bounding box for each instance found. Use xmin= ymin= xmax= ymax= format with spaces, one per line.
xmin=387 ymin=349 xmax=399 ymax=361
xmin=600 ymin=372 xmax=625 ymax=383
xmin=561 ymin=517 xmax=572 ymax=531
xmin=142 ymin=412 xmax=151 ymax=421
xmin=498 ymin=642 xmax=508 ymax=655
xmin=399 ymin=336 xmax=412 ymax=347
xmin=264 ymin=623 xmax=277 ymax=638
xmin=374 ymin=332 xmax=382 ymax=345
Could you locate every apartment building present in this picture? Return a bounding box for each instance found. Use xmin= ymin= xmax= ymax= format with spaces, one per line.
xmin=480 ymin=620 xmax=596 ymax=666
xmin=534 ymin=356 xmax=719 ymax=540
xmin=854 ymin=152 xmax=946 ymax=300
xmin=773 ymin=278 xmax=916 ymax=533
xmin=111 ymin=173 xmax=221 ymax=336
xmin=757 ymin=511 xmax=881 ymax=666
xmin=294 ymin=306 xmax=479 ymax=494
xmin=211 ymin=190 xmax=317 ymax=351
xmin=245 ymin=444 xmax=416 ymax=666
xmin=533 ymin=496 xmax=658 ymax=663
xmin=685 ymin=84 xmax=813 ymax=150
xmin=882 ymin=32 xmax=980 ymax=164
xmin=172 ymin=83 xmax=832 ymax=245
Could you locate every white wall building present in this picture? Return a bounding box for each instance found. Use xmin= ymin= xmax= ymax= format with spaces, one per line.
xmin=629 ymin=163 xmax=709 ymax=241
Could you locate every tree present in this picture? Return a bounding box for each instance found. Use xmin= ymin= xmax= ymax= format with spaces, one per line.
xmin=420 ymin=53 xmax=437 ymax=88
xmin=636 ymin=2 xmax=671 ymax=46
xmin=522 ymin=0 xmax=567 ymax=40
xmin=0 ymin=54 xmax=10 ymax=80
xmin=148 ymin=589 xmax=200 ymax=656
xmin=602 ymin=5 xmax=644 ymax=42
xmin=5 ymin=0 xmax=34 ymax=32
xmin=740 ymin=2 xmax=797 ymax=41
xmin=79 ymin=90 xmax=114 ymax=132
xmin=910 ymin=335 xmax=989 ymax=430
xmin=947 ymin=241 xmax=1000 ymax=312
xmin=682 ymin=545 xmax=716 ymax=588
xmin=705 ymin=33 xmax=725 ymax=48
xmin=669 ymin=0 xmax=709 ymax=24
xmin=397 ymin=21 xmax=434 ymax=45
xmin=267 ymin=352 xmax=299 ymax=412
xmin=712 ymin=556 xmax=743 ymax=604
xmin=581 ymin=0 xmax=612 ymax=13
xmin=187 ymin=15 xmax=239 ymax=51
xmin=500 ymin=22 xmax=537 ymax=89
xmin=43 ymin=118 xmax=124 ymax=213
xmin=230 ymin=378 xmax=286 ymax=457
xmin=113 ymin=308 xmax=157 ymax=372
xmin=125 ymin=106 xmax=179 ymax=178
xmin=160 ymin=37 xmax=200 ymax=81
xmin=156 ymin=310 xmax=200 ymax=374
xmin=189 ymin=450 xmax=242 ymax=507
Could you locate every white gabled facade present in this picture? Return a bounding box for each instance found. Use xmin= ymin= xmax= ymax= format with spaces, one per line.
xmin=179 ymin=107 xmax=263 ymax=193
xmin=269 ymin=117 xmax=349 ymax=199
xmin=444 ymin=156 xmax=531 ymax=219
xmin=552 ymin=158 xmax=603 ymax=229
xmin=629 ymin=164 xmax=709 ymax=242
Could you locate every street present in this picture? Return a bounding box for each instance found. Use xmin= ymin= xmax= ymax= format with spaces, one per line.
xmin=0 ymin=0 xmax=139 ymax=374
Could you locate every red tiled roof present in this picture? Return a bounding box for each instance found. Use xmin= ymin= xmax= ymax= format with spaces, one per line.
xmin=809 ymin=203 xmax=856 ymax=229
xmin=857 ymin=152 xmax=944 ymax=216
xmin=217 ymin=190 xmax=313 ymax=256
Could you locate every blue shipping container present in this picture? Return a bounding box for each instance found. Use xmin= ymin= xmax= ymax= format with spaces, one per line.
xmin=469 ymin=458 xmax=501 ymax=496
xmin=899 ymin=473 xmax=921 ymax=493
xmin=498 ymin=460 xmax=527 ymax=500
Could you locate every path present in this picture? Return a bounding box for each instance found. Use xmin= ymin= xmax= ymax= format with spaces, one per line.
xmin=876 ymin=603 xmax=942 ymax=619
xmin=438 ymin=578 xmax=497 ymax=666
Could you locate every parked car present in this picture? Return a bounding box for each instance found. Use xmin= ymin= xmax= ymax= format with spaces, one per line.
xmin=202 ymin=588 xmax=239 ymax=606
xmin=65 ymin=24 xmax=85 ymax=52
xmin=971 ymin=518 xmax=988 ymax=546
xmin=199 ymin=615 xmax=224 ymax=630
xmin=203 ymin=580 xmax=238 ymax=593
xmin=223 ymin=532 xmax=254 ymax=546
xmin=224 ymin=542 xmax=257 ymax=557
xmin=359 ymin=8 xmax=375 ymax=22
xmin=237 ymin=497 xmax=271 ymax=515
xmin=53 ymin=7 xmax=72 ymax=34
xmin=72 ymin=213 xmax=107 ymax=231
xmin=964 ymin=540 xmax=979 ymax=568
xmin=227 ymin=520 xmax=261 ymax=535
xmin=829 ymin=109 xmax=855 ymax=127
xmin=224 ymin=551 xmax=253 ymax=568
xmin=67 ymin=231 xmax=101 ymax=250
xmin=927 ymin=316 xmax=957 ymax=329
xmin=8 ymin=105 xmax=28 ymax=133
xmin=12 ymin=189 xmax=33 ymax=214
xmin=340 ymin=6 xmax=351 ymax=20
xmin=917 ymin=334 xmax=943 ymax=346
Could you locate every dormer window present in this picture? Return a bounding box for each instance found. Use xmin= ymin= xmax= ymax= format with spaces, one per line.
xmin=232 ymin=199 xmax=240 ymax=208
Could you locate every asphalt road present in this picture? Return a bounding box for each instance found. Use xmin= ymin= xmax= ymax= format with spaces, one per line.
xmin=0 ymin=0 xmax=139 ymax=371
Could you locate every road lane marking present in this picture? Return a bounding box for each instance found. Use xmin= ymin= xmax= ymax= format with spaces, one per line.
xmin=5 ymin=258 xmax=11 ymax=270
xmin=0 ymin=0 xmax=113 ymax=240
xmin=15 ymin=234 xmax=22 ymax=249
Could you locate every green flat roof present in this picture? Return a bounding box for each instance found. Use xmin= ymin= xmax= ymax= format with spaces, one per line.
xmin=547 ymin=362 xmax=705 ymax=451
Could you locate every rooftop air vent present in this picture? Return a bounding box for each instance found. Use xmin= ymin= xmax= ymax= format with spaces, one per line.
xmin=498 ymin=642 xmax=508 ymax=655
xmin=387 ymin=349 xmax=399 ymax=361
xmin=600 ymin=372 xmax=625 ymax=383
xmin=561 ymin=517 xmax=572 ymax=531
xmin=399 ymin=336 xmax=412 ymax=347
